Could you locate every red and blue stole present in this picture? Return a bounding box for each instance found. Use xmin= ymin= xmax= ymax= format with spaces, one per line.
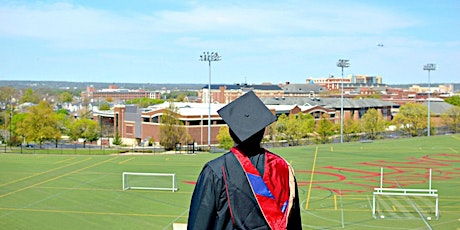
xmin=231 ymin=147 xmax=290 ymax=229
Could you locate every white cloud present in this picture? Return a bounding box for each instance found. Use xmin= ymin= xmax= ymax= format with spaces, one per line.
xmin=0 ymin=2 xmax=154 ymax=49
xmin=0 ymin=1 xmax=417 ymax=50
xmin=0 ymin=1 xmax=457 ymax=83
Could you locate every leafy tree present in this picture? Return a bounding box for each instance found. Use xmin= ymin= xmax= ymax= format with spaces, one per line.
xmin=32 ymin=88 xmax=80 ymax=102
xmin=1 ymin=104 xmax=17 ymax=146
xmin=56 ymin=108 xmax=68 ymax=115
xmin=11 ymin=113 xmax=26 ymax=146
xmin=276 ymin=114 xmax=289 ymax=140
xmin=393 ymin=103 xmax=429 ymax=137
xmin=159 ymin=102 xmax=191 ymax=150
xmin=0 ymin=111 xmax=5 ymax=130
xmin=297 ymin=112 xmax=315 ymax=136
xmin=0 ymin=87 xmax=18 ymax=104
xmin=82 ymin=97 xmax=91 ymax=107
xmin=275 ymin=112 xmax=315 ymax=146
xmin=147 ymin=137 xmax=155 ymax=146
xmin=20 ymin=88 xmax=40 ymax=104
xmin=216 ymin=126 xmax=233 ymax=150
xmin=343 ymin=118 xmax=361 ymax=142
xmin=58 ymin=92 xmax=73 ymax=103
xmin=360 ymin=108 xmax=386 ymax=140
xmin=441 ymin=106 xmax=460 ymax=133
xmin=315 ymin=113 xmax=336 ymax=144
xmin=55 ymin=111 xmax=71 ymax=147
xmin=112 ymin=130 xmax=122 ymax=146
xmin=99 ymin=102 xmax=111 ymax=111
xmin=68 ymin=118 xmax=100 ymax=148
xmin=78 ymin=108 xmax=92 ymax=119
xmin=163 ymin=91 xmax=198 ymax=101
xmin=287 ymin=112 xmax=314 ymax=145
xmin=15 ymin=101 xmax=60 ymax=147
xmin=265 ymin=122 xmax=278 ymax=143
xmin=175 ymin=94 xmax=186 ymax=102
xmin=125 ymin=98 xmax=164 ymax=108
xmin=445 ymin=95 xmax=460 ymax=106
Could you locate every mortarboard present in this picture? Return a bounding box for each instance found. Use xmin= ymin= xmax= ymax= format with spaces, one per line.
xmin=217 ymin=90 xmax=276 ymax=142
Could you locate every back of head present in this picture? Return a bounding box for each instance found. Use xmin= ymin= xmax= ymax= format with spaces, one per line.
xmin=229 ymin=127 xmax=265 ymax=154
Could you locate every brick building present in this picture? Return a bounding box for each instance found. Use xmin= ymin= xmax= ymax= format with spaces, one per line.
xmin=198 ymin=83 xmax=284 ymax=104
xmin=82 ymin=85 xmax=161 ymax=101
xmin=97 ymin=100 xmax=336 ymax=147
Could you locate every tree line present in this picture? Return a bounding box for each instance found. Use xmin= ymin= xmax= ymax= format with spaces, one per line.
xmin=217 ymin=101 xmax=460 ymax=149
xmin=1 ymin=86 xmax=459 ymax=151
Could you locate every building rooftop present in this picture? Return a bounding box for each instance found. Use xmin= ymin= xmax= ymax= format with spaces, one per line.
xmin=422 ymin=99 xmax=455 ymax=115
xmin=281 ymin=83 xmax=327 ymax=93
xmin=261 ymin=97 xmax=398 ymax=109
xmin=203 ymin=83 xmax=282 ymax=91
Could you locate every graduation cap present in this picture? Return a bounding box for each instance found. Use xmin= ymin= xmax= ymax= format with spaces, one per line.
xmin=217 ymin=90 xmax=276 ymax=142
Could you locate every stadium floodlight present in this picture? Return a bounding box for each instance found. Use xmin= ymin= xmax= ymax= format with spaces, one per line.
xmin=337 ymin=59 xmax=350 ymax=143
xmin=122 ymin=172 xmax=178 ymax=192
xmin=423 ymin=63 xmax=437 ymax=137
xmin=199 ymin=52 xmax=221 ymax=150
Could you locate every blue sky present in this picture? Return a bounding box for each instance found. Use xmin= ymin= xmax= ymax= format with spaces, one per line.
xmin=1 ymin=0 xmax=459 ymax=85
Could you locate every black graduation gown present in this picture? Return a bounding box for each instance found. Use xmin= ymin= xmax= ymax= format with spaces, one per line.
xmin=187 ymin=151 xmax=302 ymax=230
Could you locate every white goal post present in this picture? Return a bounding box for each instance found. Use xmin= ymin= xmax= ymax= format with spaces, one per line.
xmin=372 ymin=167 xmax=439 ymax=220
xmin=122 ymin=172 xmax=178 ymax=192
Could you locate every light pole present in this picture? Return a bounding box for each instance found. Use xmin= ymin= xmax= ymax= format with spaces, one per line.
xmin=99 ymin=115 xmax=103 ymax=150
xmin=200 ymin=52 xmax=221 ymax=149
xmin=337 ymin=59 xmax=350 ymax=143
xmin=8 ymin=97 xmax=13 ymax=147
xmin=423 ymin=63 xmax=436 ymax=136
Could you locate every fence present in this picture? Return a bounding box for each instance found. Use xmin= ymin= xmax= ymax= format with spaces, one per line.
xmin=2 ymin=125 xmax=459 ymax=154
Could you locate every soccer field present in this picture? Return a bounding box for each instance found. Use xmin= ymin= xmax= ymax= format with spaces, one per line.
xmin=0 ymin=134 xmax=459 ymax=229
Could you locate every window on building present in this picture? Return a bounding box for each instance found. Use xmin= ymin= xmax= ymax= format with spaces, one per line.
xmin=216 ymin=120 xmax=226 ymax=125
xmin=359 ymin=108 xmax=366 ymax=118
xmin=382 ymin=108 xmax=388 ymax=117
xmin=313 ymin=111 xmax=321 ymax=119
xmin=188 ymin=120 xmax=201 ymax=126
xmin=202 ymin=119 xmax=225 ymax=125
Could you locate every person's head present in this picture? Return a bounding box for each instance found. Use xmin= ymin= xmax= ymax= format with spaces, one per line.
xmin=229 ymin=127 xmax=265 ymax=145
xmin=218 ymin=91 xmax=276 ymax=151
xmin=229 ymin=127 xmax=265 ymax=154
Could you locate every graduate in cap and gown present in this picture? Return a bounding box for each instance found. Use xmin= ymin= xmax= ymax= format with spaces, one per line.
xmin=187 ymin=91 xmax=302 ymax=230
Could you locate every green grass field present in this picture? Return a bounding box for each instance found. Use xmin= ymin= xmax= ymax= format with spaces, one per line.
xmin=1 ymin=134 xmax=459 ymax=229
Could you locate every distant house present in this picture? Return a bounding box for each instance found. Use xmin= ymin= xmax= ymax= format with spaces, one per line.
xmin=198 ymin=83 xmax=284 ymax=104
xmin=279 ymin=82 xmax=327 ymax=98
xmin=261 ymin=97 xmax=396 ymax=122
xmin=82 ymin=85 xmax=161 ymax=101
xmin=96 ymin=100 xmax=335 ymax=147
xmin=422 ymin=99 xmax=456 ymax=126
xmin=198 ymin=82 xmax=327 ymax=104
xmin=93 ymin=89 xmax=398 ymax=147
xmin=139 ymin=102 xmax=226 ymax=146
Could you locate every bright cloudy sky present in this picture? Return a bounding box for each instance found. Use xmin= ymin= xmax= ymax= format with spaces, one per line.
xmin=1 ymin=0 xmax=459 ymax=85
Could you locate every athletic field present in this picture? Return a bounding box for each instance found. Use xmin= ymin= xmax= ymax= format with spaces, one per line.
xmin=1 ymin=134 xmax=459 ymax=229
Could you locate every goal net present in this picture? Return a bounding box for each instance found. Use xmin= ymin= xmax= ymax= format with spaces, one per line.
xmin=122 ymin=172 xmax=178 ymax=192
xmin=372 ymin=191 xmax=438 ymax=219
xmin=372 ymin=168 xmax=439 ymax=220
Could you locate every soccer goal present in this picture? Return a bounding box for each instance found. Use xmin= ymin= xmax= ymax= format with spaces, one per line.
xmin=372 ymin=167 xmax=439 ymax=220
xmin=122 ymin=172 xmax=178 ymax=192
